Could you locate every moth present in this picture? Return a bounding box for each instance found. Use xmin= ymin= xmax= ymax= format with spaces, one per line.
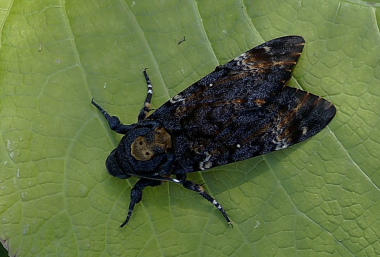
xmin=92 ymin=36 xmax=336 ymax=227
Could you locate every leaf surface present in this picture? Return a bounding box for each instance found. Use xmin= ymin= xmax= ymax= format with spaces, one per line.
xmin=0 ymin=0 xmax=379 ymax=256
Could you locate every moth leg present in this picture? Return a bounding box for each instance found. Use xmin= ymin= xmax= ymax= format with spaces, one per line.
xmin=138 ymin=68 xmax=154 ymax=121
xmin=121 ymin=178 xmax=162 ymax=228
xmin=176 ymin=175 xmax=233 ymax=227
xmin=91 ymin=99 xmax=131 ymax=134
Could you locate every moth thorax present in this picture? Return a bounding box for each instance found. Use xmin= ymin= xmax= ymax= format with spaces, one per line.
xmin=131 ymin=126 xmax=172 ymax=161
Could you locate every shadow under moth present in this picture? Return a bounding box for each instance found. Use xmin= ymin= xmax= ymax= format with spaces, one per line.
xmin=92 ymin=36 xmax=336 ymax=227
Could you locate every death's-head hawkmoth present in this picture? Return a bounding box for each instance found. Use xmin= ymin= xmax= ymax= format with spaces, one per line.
xmin=92 ymin=36 xmax=336 ymax=227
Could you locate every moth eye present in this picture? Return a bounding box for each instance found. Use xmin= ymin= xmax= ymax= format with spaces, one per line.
xmin=145 ymin=152 xmax=150 ymax=156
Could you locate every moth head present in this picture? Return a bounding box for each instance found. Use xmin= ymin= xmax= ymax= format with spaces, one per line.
xmin=106 ymin=149 xmax=131 ymax=179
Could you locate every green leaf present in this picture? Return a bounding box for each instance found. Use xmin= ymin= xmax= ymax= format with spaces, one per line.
xmin=1 ymin=0 xmax=379 ymax=256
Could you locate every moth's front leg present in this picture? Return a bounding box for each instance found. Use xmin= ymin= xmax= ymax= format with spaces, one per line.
xmin=121 ymin=178 xmax=162 ymax=227
xmin=91 ymin=99 xmax=131 ymax=134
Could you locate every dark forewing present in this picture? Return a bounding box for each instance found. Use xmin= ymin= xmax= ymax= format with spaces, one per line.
xmin=149 ymin=36 xmax=335 ymax=174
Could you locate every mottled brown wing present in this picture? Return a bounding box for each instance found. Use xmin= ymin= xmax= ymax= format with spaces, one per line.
xmin=148 ymin=36 xmax=336 ymax=174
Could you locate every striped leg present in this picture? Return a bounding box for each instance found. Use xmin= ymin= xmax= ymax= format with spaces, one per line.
xmin=138 ymin=68 xmax=154 ymax=121
xmin=178 ymin=175 xmax=233 ymax=227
